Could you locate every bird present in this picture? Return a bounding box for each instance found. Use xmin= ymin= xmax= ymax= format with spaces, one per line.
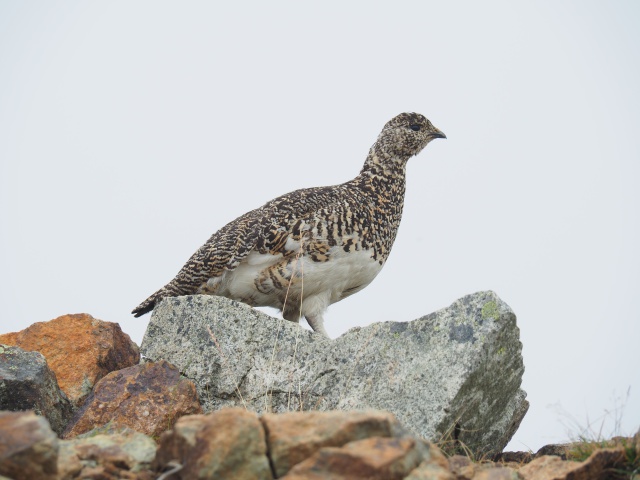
xmin=132 ymin=112 xmax=445 ymax=337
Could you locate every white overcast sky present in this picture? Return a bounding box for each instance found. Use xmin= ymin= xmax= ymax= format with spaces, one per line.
xmin=1 ymin=1 xmax=638 ymax=451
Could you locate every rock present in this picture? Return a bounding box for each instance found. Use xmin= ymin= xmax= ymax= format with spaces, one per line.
xmin=63 ymin=360 xmax=202 ymax=439
xmin=261 ymin=409 xmax=406 ymax=477
xmin=0 ymin=344 xmax=73 ymax=435
xmin=0 ymin=313 xmax=140 ymax=406
xmin=404 ymin=461 xmax=455 ymax=480
xmin=58 ymin=426 xmax=156 ymax=480
xmin=491 ymin=450 xmax=533 ymax=463
xmin=140 ymin=291 xmax=528 ymax=455
xmin=472 ymin=466 xmax=520 ymax=480
xmin=448 ymin=455 xmax=476 ymax=480
xmin=518 ymin=456 xmax=576 ymax=480
xmin=0 ymin=411 xmax=59 ymax=480
xmin=447 ymin=459 xmax=521 ymax=480
xmin=281 ymin=436 xmax=430 ymax=480
xmin=154 ymin=407 xmax=272 ymax=480
xmin=518 ymin=448 xmax=627 ymax=480
xmin=534 ymin=442 xmax=571 ymax=459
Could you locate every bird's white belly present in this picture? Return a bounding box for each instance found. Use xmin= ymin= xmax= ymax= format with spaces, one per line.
xmin=298 ymin=248 xmax=383 ymax=303
xmin=213 ymin=248 xmax=383 ymax=309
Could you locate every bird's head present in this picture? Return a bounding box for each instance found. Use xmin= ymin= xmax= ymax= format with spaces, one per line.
xmin=376 ymin=112 xmax=446 ymax=160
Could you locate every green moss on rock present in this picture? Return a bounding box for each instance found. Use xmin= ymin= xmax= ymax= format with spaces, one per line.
xmin=481 ymin=301 xmax=500 ymax=321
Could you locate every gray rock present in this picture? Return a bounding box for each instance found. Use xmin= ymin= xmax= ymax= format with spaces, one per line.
xmin=58 ymin=426 xmax=156 ymax=478
xmin=0 ymin=344 xmax=73 ymax=435
xmin=141 ymin=291 xmax=528 ymax=455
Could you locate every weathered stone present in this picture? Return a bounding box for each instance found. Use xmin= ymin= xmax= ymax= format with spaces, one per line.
xmin=58 ymin=426 xmax=156 ymax=479
xmin=517 ymin=455 xmax=578 ymax=480
xmin=261 ymin=409 xmax=405 ymax=477
xmin=141 ymin=290 xmax=527 ymax=455
xmin=63 ymin=360 xmax=201 ymax=439
xmin=534 ymin=442 xmax=570 ymax=459
xmin=0 ymin=344 xmax=73 ymax=435
xmin=473 ymin=466 xmax=520 ymax=480
xmin=404 ymin=461 xmax=455 ymax=480
xmin=0 ymin=314 xmax=140 ymax=406
xmin=491 ymin=450 xmax=533 ymax=463
xmin=282 ymin=436 xmax=429 ymax=480
xmin=0 ymin=411 xmax=59 ymax=480
xmin=448 ymin=455 xmax=476 ymax=480
xmin=154 ymin=407 xmax=272 ymax=480
xmin=402 ymin=446 xmax=452 ymax=480
xmin=518 ymin=448 xmax=626 ymax=480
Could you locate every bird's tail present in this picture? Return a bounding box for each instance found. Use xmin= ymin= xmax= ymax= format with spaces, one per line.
xmin=131 ymin=296 xmax=157 ymax=318
xmin=131 ymin=284 xmax=182 ymax=318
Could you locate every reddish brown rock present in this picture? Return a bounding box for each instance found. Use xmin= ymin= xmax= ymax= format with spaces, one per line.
xmin=491 ymin=450 xmax=533 ymax=463
xmin=473 ymin=466 xmax=520 ymax=480
xmin=0 ymin=344 xmax=73 ymax=435
xmin=0 ymin=313 xmax=140 ymax=406
xmin=448 ymin=454 xmax=477 ymax=480
xmin=404 ymin=460 xmax=455 ymax=480
xmin=261 ymin=409 xmax=404 ymax=477
xmin=0 ymin=411 xmax=59 ymax=480
xmin=154 ymin=407 xmax=272 ymax=479
xmin=518 ymin=455 xmax=579 ymax=480
xmin=518 ymin=448 xmax=626 ymax=480
xmin=405 ymin=465 xmax=455 ymax=480
xmin=281 ymin=436 xmax=428 ymax=480
xmin=63 ymin=360 xmax=201 ymax=439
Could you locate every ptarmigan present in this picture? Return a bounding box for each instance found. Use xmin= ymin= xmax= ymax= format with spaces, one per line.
xmin=132 ymin=112 xmax=445 ymax=337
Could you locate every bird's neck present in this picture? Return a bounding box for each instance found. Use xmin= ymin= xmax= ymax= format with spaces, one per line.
xmin=356 ymin=147 xmax=408 ymax=197
xmin=351 ymin=146 xmax=408 ymax=231
xmin=346 ymin=145 xmax=408 ymax=262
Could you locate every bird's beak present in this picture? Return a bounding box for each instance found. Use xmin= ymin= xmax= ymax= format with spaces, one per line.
xmin=431 ymin=127 xmax=446 ymax=139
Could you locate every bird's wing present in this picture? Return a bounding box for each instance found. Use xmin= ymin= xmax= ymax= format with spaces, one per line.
xmin=132 ymin=185 xmax=340 ymax=317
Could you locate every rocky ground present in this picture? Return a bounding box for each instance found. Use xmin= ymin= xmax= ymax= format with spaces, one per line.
xmin=1 ymin=300 xmax=638 ymax=479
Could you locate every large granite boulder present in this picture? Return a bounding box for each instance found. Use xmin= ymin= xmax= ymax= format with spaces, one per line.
xmin=141 ymin=291 xmax=528 ymax=455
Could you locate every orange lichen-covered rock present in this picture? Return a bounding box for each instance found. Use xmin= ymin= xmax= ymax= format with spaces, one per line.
xmin=0 ymin=313 xmax=140 ymax=406
xmin=62 ymin=360 xmax=202 ymax=439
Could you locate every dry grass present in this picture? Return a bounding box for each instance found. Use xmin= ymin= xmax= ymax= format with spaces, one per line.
xmin=558 ymin=389 xmax=639 ymax=478
xmin=565 ymin=435 xmax=640 ymax=479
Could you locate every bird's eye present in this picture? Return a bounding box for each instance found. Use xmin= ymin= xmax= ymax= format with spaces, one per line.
xmin=409 ymin=124 xmax=421 ymax=132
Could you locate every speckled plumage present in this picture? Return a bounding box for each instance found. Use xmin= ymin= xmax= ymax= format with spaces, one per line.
xmin=132 ymin=112 xmax=445 ymax=337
